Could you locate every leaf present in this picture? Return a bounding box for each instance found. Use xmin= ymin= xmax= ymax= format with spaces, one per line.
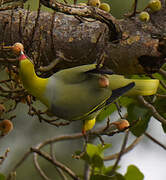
xmin=86 ymin=143 xmax=111 ymax=158
xmin=153 ymin=98 xmax=166 ymax=133
xmin=86 ymin=144 xmax=100 ymax=158
xmin=0 ymin=173 xmax=5 ymax=180
xmin=90 ymin=174 xmax=125 ymax=180
xmin=103 ymin=166 xmax=120 ymax=176
xmin=97 ymin=144 xmax=111 ymax=156
xmin=75 ymin=150 xmax=91 ymax=164
xmin=91 ymin=154 xmax=104 ymax=168
xmin=153 ymin=98 xmax=166 ymax=116
xmin=119 ymin=97 xmax=134 ymax=107
xmin=115 ymin=173 xmax=126 ymax=180
xmin=162 ymin=123 xmax=166 ymax=133
xmin=96 ymin=97 xmax=134 ymax=122
xmin=127 ymin=103 xmax=151 ymax=136
xmin=96 ymin=104 xmax=116 ymax=122
xmin=124 ymin=165 xmax=144 ymax=180
xmin=90 ymin=174 xmax=113 ymax=180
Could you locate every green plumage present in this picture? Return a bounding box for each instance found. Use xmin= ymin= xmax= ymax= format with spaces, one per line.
xmin=18 ymin=52 xmax=159 ymax=129
xmin=44 ymin=64 xmax=133 ymax=121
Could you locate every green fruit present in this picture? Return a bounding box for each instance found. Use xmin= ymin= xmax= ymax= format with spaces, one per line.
xmin=99 ymin=3 xmax=110 ymax=12
xmin=88 ymin=0 xmax=101 ymax=7
xmin=139 ymin=11 xmax=150 ymax=22
xmin=148 ymin=0 xmax=161 ymax=12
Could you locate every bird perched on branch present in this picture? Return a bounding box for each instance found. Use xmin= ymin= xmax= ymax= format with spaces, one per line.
xmin=12 ymin=43 xmax=159 ymax=133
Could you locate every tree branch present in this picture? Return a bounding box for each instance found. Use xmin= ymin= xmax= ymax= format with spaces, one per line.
xmin=103 ymin=135 xmax=143 ymax=161
xmin=138 ymin=96 xmax=166 ymax=125
xmin=0 ymin=1 xmax=165 ymax=75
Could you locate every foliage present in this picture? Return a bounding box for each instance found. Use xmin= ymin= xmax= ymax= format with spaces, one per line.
xmin=76 ymin=144 xmax=144 ymax=180
xmin=0 ymin=173 xmax=5 ymax=180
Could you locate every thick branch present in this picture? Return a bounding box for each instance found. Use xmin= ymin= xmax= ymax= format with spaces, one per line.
xmin=0 ymin=2 xmax=165 ymax=75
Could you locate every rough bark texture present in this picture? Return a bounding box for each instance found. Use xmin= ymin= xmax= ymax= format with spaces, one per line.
xmin=0 ymin=0 xmax=166 ymax=75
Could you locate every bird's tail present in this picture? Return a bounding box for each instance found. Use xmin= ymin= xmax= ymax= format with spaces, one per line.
xmin=108 ymin=75 xmax=159 ymax=96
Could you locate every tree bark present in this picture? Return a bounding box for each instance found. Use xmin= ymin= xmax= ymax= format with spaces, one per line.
xmin=0 ymin=0 xmax=166 ymax=75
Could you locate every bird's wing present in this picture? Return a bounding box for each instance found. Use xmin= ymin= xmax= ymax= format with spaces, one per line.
xmin=52 ymin=64 xmax=97 ymax=84
xmin=85 ymin=67 xmax=114 ymax=75
xmin=86 ymin=82 xmax=135 ymax=116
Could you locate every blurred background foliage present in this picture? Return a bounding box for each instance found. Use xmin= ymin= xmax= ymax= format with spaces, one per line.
xmin=1 ymin=0 xmax=166 ymax=180
xmin=24 ymin=0 xmax=149 ymax=18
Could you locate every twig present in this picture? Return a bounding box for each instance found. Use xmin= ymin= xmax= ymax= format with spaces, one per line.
xmin=28 ymin=105 xmax=71 ymax=127
xmin=39 ymin=58 xmax=60 ymax=72
xmin=159 ymin=69 xmax=166 ymax=79
xmin=7 ymin=150 xmax=31 ymax=180
xmin=138 ymin=96 xmax=166 ymax=125
xmin=103 ymin=135 xmax=143 ymax=161
xmin=50 ymin=143 xmax=68 ymax=180
xmin=156 ymin=94 xmax=166 ymax=98
xmin=145 ymin=132 xmax=166 ymax=150
xmin=40 ymin=0 xmax=121 ymax=41
xmin=27 ymin=0 xmax=41 ymax=53
xmin=159 ymin=79 xmax=166 ymax=89
xmin=31 ymin=148 xmax=81 ymax=180
xmin=7 ymin=123 xmax=133 ymax=179
xmin=109 ymin=130 xmax=129 ymax=175
xmin=84 ymin=163 xmax=91 ymax=180
xmin=125 ymin=0 xmax=138 ymax=17
xmin=33 ymin=152 xmax=50 ymax=180
xmin=0 ymin=148 xmax=10 ymax=165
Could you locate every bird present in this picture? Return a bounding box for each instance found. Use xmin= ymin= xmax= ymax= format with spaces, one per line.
xmin=16 ymin=48 xmax=159 ymax=133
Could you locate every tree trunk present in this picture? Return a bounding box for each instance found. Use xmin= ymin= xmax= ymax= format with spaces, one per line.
xmin=0 ymin=0 xmax=166 ymax=75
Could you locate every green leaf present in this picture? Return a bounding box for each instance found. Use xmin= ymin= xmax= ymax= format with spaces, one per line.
xmin=86 ymin=144 xmax=100 ymax=158
xmin=162 ymin=123 xmax=166 ymax=133
xmin=119 ymin=97 xmax=134 ymax=107
xmin=86 ymin=144 xmax=111 ymax=158
xmin=75 ymin=150 xmax=91 ymax=163
xmin=96 ymin=104 xmax=116 ymax=122
xmin=96 ymin=97 xmax=134 ymax=122
xmin=97 ymin=144 xmax=111 ymax=155
xmin=127 ymin=103 xmax=151 ymax=136
xmin=90 ymin=174 xmax=113 ymax=180
xmin=91 ymin=154 xmax=104 ymax=168
xmin=115 ymin=173 xmax=126 ymax=180
xmin=90 ymin=174 xmax=125 ymax=180
xmin=103 ymin=166 xmax=120 ymax=176
xmin=0 ymin=173 xmax=5 ymax=180
xmin=153 ymin=98 xmax=166 ymax=133
xmin=124 ymin=165 xmax=144 ymax=180
xmin=153 ymin=98 xmax=166 ymax=116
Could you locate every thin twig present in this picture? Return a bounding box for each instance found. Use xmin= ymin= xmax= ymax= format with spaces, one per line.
xmin=31 ymin=148 xmax=81 ymax=180
xmin=104 ymin=135 xmax=143 ymax=161
xmin=84 ymin=163 xmax=91 ymax=180
xmin=50 ymin=143 xmax=68 ymax=180
xmin=7 ymin=150 xmax=31 ymax=180
xmin=33 ymin=152 xmax=50 ymax=180
xmin=156 ymin=94 xmax=166 ymax=98
xmin=39 ymin=58 xmax=60 ymax=72
xmin=159 ymin=69 xmax=166 ymax=79
xmin=109 ymin=130 xmax=129 ymax=175
xmin=145 ymin=132 xmax=166 ymax=150
xmin=138 ymin=96 xmax=166 ymax=125
xmin=0 ymin=148 xmax=10 ymax=165
xmin=7 ymin=123 xmax=132 ymax=179
xmin=27 ymin=0 xmax=41 ymax=53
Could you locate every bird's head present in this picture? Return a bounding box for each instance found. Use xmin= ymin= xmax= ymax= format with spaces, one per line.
xmin=11 ymin=42 xmax=26 ymax=61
